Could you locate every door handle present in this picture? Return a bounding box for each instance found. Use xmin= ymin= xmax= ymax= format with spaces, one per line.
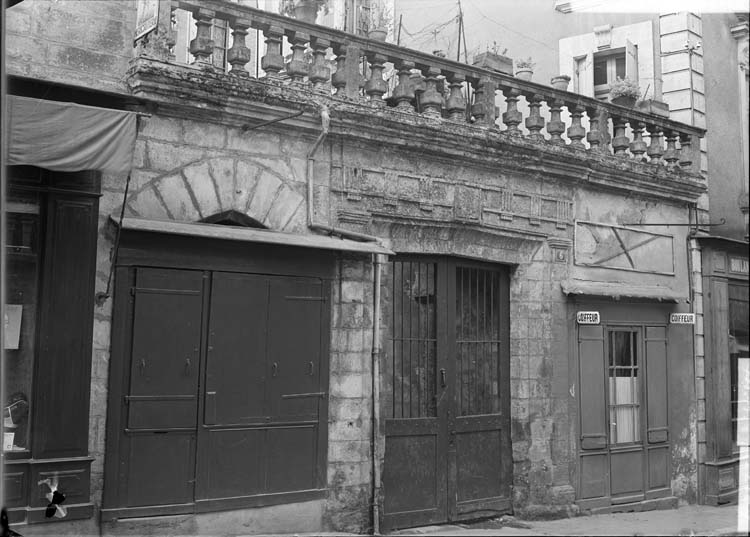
xmin=184 ymin=357 xmax=191 ymax=375
xmin=440 ymin=368 xmax=446 ymax=388
xmin=139 ymin=359 xmax=146 ymax=376
xmin=308 ymin=361 xmax=314 ymax=376
xmin=272 ymin=362 xmax=279 ymax=377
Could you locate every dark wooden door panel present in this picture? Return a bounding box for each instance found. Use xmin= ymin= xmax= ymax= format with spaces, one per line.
xmin=452 ymin=265 xmax=510 ymax=516
xmin=205 ymin=272 xmax=268 ymax=425
xmin=579 ymin=325 xmax=607 ymax=450
xmin=645 ymin=326 xmax=668 ymax=444
xmin=265 ymin=425 xmax=318 ymax=493
xmin=267 ymin=277 xmax=325 ymax=419
xmin=126 ymin=432 xmax=195 ymax=507
xmin=455 ymin=428 xmax=503 ymax=503
xmin=129 ymin=269 xmax=202 ymax=399
xmin=34 ymin=194 xmax=99 ymax=459
xmin=610 ymin=449 xmax=644 ymax=498
xmin=580 ymin=452 xmax=609 ymax=499
xmin=383 ymin=421 xmax=445 ymax=528
xmin=122 ymin=268 xmax=203 ymax=508
xmin=201 ymin=428 xmax=264 ymax=499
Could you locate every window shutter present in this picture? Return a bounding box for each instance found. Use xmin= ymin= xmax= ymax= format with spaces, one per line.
xmin=625 ymin=39 xmax=639 ymax=83
xmin=576 ymin=54 xmax=595 ymax=97
xmin=645 ymin=326 xmax=669 ymax=443
xmin=578 ymin=325 xmax=607 ymax=449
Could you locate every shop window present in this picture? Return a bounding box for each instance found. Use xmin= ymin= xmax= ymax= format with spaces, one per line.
xmin=608 ymin=330 xmax=641 ymax=444
xmin=4 ymin=191 xmax=41 ymax=454
xmin=729 ymin=283 xmax=749 ymax=446
xmin=3 ymin=166 xmax=100 ymax=523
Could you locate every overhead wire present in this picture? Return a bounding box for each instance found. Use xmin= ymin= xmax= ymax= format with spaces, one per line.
xmin=462 ymin=0 xmax=558 ymax=52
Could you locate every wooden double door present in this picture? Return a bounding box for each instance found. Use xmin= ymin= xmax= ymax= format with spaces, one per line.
xmin=577 ymin=321 xmax=672 ymax=508
xmin=105 ymin=266 xmax=329 ymax=518
xmin=381 ymin=257 xmax=512 ymax=530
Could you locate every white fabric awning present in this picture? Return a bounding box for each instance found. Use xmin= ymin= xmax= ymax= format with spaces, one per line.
xmin=115 ymin=216 xmax=395 ymax=256
xmin=561 ymin=280 xmax=684 ymax=302
xmin=7 ymin=95 xmax=137 ymax=175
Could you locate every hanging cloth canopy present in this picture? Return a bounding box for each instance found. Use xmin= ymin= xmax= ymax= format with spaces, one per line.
xmin=7 ymin=95 xmax=137 ymax=176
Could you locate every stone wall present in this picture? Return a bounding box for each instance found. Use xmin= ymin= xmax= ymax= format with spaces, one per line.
xmin=325 ymin=256 xmax=375 ymax=532
xmin=6 ymin=0 xmax=135 ymax=94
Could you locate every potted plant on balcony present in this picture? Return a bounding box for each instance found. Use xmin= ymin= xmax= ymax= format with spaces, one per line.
xmin=365 ymin=2 xmax=393 ymax=41
xmin=550 ymin=74 xmax=571 ymax=91
xmin=281 ymin=0 xmax=329 ymax=24
xmin=515 ymin=57 xmax=535 ymax=81
xmin=472 ymin=42 xmax=513 ymax=75
xmin=609 ymin=76 xmax=641 ymax=107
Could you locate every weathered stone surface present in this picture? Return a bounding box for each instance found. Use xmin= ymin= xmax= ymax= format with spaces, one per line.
xmin=157 ymin=173 xmax=201 ymax=221
xmin=209 ymin=158 xmax=236 ymax=211
xmin=265 ymin=185 xmax=304 ymax=230
xmin=247 ymin=170 xmax=282 ymax=221
xmin=127 ymin=186 xmax=169 ymax=219
xmin=183 ymin=161 xmax=221 ymax=218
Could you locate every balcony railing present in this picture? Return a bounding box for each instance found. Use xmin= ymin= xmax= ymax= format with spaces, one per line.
xmin=138 ymin=0 xmax=705 ymax=176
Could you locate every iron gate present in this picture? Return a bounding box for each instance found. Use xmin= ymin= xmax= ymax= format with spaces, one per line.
xmin=381 ymin=256 xmax=511 ymax=530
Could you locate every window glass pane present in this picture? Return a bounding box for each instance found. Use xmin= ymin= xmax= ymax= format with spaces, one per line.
xmin=593 ymin=58 xmax=607 ymax=86
xmin=615 ymin=55 xmax=626 ymax=80
xmin=729 ymin=283 xmax=749 ymax=444
xmin=4 ymin=191 xmax=41 ymax=453
xmin=608 ymin=330 xmax=640 ymax=444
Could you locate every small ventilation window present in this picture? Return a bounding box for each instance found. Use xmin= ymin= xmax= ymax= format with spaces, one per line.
xmin=201 ymin=210 xmax=267 ymax=229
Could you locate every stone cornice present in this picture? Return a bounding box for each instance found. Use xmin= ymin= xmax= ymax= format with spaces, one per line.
xmin=127 ymin=58 xmax=706 ymax=205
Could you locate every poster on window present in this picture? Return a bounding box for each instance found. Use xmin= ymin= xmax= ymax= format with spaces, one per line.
xmin=3 ymin=305 xmax=22 ymax=350
xmin=135 ymin=0 xmax=159 ymax=41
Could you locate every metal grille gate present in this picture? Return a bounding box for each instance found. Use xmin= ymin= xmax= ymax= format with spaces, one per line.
xmin=382 ymin=257 xmax=511 ymax=530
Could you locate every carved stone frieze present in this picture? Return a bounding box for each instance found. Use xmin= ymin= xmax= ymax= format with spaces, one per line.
xmin=333 ymin=165 xmax=575 ymax=234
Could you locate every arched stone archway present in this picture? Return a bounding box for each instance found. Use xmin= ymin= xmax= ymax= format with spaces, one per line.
xmin=124 ymin=157 xmax=306 ymax=233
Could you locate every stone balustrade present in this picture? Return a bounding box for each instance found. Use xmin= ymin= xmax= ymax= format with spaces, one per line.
xmin=149 ymin=0 xmax=705 ymax=175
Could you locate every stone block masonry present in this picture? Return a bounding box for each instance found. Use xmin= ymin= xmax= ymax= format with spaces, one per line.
xmin=326 ymin=255 xmax=375 ymax=533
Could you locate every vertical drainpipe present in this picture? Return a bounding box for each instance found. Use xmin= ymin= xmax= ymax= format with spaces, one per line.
xmin=371 ymin=254 xmax=383 ymax=535
xmin=305 ymin=105 xmax=387 ymax=533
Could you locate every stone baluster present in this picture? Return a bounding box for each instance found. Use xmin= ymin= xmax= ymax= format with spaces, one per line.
xmin=567 ymin=105 xmax=586 ymax=149
xmin=525 ymin=94 xmax=545 ymax=141
xmin=446 ymin=74 xmax=467 ymax=121
xmin=261 ymin=25 xmax=285 ymax=78
xmin=392 ymin=61 xmax=416 ymax=111
xmin=331 ymin=45 xmax=349 ymax=96
xmin=646 ymin=125 xmax=664 ymax=164
xmin=470 ymin=76 xmax=497 ymax=126
xmin=679 ymin=133 xmax=695 ymax=171
xmin=663 ymin=129 xmax=680 ymax=168
xmin=586 ymin=106 xmax=602 ymax=152
xmin=365 ymin=53 xmax=389 ymax=106
xmin=420 ymin=67 xmax=444 ymax=118
xmin=309 ymin=37 xmax=331 ymax=90
xmin=189 ymin=8 xmax=215 ymax=66
xmin=167 ymin=4 xmax=177 ymax=60
xmin=611 ymin=116 xmax=630 ymax=157
xmin=227 ymin=19 xmax=252 ymax=77
xmin=501 ymin=89 xmax=522 ymax=136
xmin=629 ymin=121 xmax=648 ymax=161
xmin=286 ymin=31 xmax=310 ymax=83
xmin=546 ymin=99 xmax=565 ymax=144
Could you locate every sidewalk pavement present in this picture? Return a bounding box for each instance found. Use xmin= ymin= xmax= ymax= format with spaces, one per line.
xmin=263 ymin=503 xmax=743 ymax=537
xmin=388 ymin=504 xmax=742 ymax=536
